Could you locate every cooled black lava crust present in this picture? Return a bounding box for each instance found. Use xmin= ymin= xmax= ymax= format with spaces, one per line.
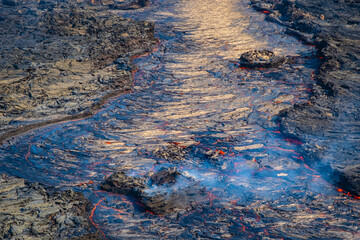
xmin=251 ymin=0 xmax=360 ymax=195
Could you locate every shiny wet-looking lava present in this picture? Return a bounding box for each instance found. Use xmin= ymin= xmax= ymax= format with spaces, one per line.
xmin=1 ymin=0 xmax=359 ymax=239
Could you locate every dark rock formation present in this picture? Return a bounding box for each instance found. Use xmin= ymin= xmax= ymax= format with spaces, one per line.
xmin=239 ymin=50 xmax=286 ymax=68
xmin=0 ymin=0 xmax=157 ymax=142
xmin=153 ymin=143 xmax=190 ymax=162
xmin=251 ymin=0 xmax=360 ymax=195
xmin=101 ymin=171 xmax=147 ymax=197
xmin=149 ymin=167 xmax=181 ymax=186
xmin=101 ymin=168 xmax=207 ymax=215
xmin=0 ymin=174 xmax=101 ymax=239
xmin=107 ymin=0 xmax=150 ymax=10
xmin=79 ymin=0 xmax=150 ymax=10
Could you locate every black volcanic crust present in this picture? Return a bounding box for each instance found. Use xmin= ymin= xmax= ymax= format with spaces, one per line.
xmin=0 ymin=174 xmax=101 ymax=239
xmin=0 ymin=0 xmax=157 ymax=143
xmin=239 ymin=50 xmax=286 ymax=68
xmin=251 ymin=0 xmax=360 ymax=195
xmin=101 ymin=168 xmax=207 ymax=215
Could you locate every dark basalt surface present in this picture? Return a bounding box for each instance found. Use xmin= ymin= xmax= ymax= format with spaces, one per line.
xmin=0 ymin=0 xmax=156 ymax=142
xmin=251 ymin=0 xmax=360 ymax=195
xmin=0 ymin=174 xmax=101 ymax=239
xmin=101 ymin=168 xmax=207 ymax=215
xmin=0 ymin=0 xmax=155 ymax=238
xmin=153 ymin=143 xmax=228 ymax=165
xmin=78 ymin=0 xmax=150 ymax=10
xmin=153 ymin=143 xmax=190 ymax=162
xmin=239 ymin=50 xmax=286 ymax=68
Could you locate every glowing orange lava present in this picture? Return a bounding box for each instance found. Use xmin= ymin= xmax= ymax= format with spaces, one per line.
xmin=89 ymin=199 xmax=106 ymax=239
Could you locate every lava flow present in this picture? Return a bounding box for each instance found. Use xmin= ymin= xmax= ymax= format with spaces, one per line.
xmin=0 ymin=0 xmax=359 ymax=239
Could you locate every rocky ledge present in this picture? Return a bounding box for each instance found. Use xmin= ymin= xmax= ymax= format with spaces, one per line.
xmin=0 ymin=0 xmax=157 ymax=142
xmin=0 ymin=174 xmax=101 ymax=239
xmin=251 ymin=0 xmax=360 ymax=195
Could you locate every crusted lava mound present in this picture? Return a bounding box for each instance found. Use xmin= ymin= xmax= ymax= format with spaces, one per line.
xmin=106 ymin=0 xmax=150 ymax=10
xmin=251 ymin=0 xmax=360 ymax=195
xmin=239 ymin=50 xmax=286 ymax=68
xmin=101 ymin=168 xmax=207 ymax=215
xmin=78 ymin=0 xmax=150 ymax=10
xmin=0 ymin=0 xmax=156 ymax=142
xmin=153 ymin=143 xmax=191 ymax=162
xmin=0 ymin=174 xmax=100 ymax=239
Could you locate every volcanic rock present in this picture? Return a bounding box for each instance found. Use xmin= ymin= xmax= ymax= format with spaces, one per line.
xmin=101 ymin=168 xmax=207 ymax=215
xmin=239 ymin=50 xmax=286 ymax=68
xmin=101 ymin=171 xmax=147 ymax=197
xmin=78 ymin=0 xmax=149 ymax=9
xmin=149 ymin=167 xmax=181 ymax=186
xmin=251 ymin=0 xmax=360 ymax=195
xmin=0 ymin=0 xmax=157 ymax=142
xmin=153 ymin=144 xmax=190 ymax=162
xmin=106 ymin=0 xmax=150 ymax=10
xmin=0 ymin=174 xmax=100 ymax=239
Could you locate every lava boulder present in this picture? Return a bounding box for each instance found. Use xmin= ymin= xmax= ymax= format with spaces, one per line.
xmin=239 ymin=50 xmax=286 ymax=68
xmin=153 ymin=144 xmax=190 ymax=162
xmin=101 ymin=171 xmax=147 ymax=197
xmin=106 ymin=0 xmax=150 ymax=10
xmin=101 ymin=167 xmax=207 ymax=215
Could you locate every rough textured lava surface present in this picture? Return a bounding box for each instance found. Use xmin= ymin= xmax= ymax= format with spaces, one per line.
xmin=1 ymin=0 xmax=359 ymax=238
xmin=239 ymin=50 xmax=286 ymax=68
xmin=101 ymin=167 xmax=207 ymax=215
xmin=0 ymin=0 xmax=157 ymax=142
xmin=251 ymin=0 xmax=360 ymax=195
xmin=0 ymin=174 xmax=101 ymax=239
xmin=0 ymin=0 xmax=156 ymax=239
